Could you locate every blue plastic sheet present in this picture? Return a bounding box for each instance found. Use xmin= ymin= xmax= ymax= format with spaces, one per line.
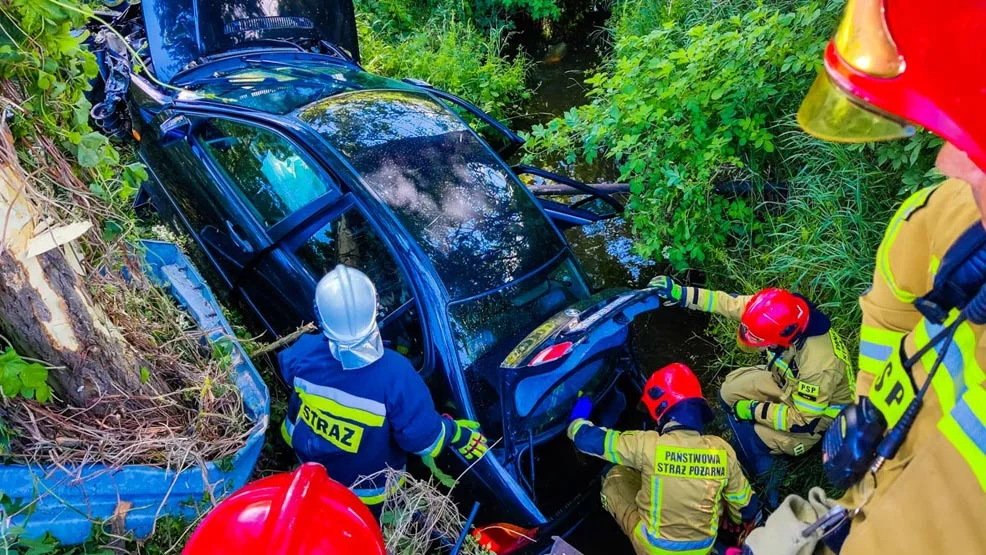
xmin=0 ymin=241 xmax=270 ymax=544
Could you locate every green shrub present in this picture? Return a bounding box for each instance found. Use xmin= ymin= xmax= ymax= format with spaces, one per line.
xmin=527 ymin=3 xmax=841 ymax=267
xmin=524 ymin=0 xmax=944 ymax=363
xmin=357 ymin=1 xmax=530 ymax=120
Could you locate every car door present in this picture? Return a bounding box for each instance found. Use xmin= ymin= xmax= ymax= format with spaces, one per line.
xmin=280 ymin=198 xmax=428 ymax=370
xmin=142 ymin=111 xmax=344 ymax=332
xmin=189 ymin=116 xmax=347 ymax=333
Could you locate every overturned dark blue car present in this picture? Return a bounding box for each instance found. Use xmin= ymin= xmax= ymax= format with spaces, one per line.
xmin=90 ymin=0 xmax=663 ymax=547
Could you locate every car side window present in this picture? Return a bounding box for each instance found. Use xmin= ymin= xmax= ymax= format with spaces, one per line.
xmin=196 ymin=118 xmax=338 ymax=227
xmin=295 ymin=209 xmax=425 ymax=368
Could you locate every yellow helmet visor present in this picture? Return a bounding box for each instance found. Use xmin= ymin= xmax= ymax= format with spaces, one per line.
xmin=797 ymin=71 xmax=916 ymax=143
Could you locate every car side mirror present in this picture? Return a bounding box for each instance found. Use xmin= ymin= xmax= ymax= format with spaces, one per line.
xmin=158 ymin=114 xmax=191 ymax=147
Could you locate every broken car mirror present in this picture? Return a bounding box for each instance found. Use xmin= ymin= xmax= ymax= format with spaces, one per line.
xmin=158 ymin=114 xmax=191 ymax=147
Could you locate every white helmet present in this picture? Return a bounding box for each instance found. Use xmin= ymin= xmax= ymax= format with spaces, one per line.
xmin=314 ymin=265 xmax=384 ymax=370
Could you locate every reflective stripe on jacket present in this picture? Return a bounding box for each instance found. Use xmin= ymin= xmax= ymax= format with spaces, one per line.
xmin=278 ymin=334 xmax=448 ymax=504
xmin=840 ymin=178 xmax=986 ymax=553
xmin=569 ymin=420 xmax=756 ymax=553
xmin=678 ymin=287 xmax=855 ymax=434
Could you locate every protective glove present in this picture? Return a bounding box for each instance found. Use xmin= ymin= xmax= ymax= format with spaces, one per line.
xmin=648 ymin=275 xmax=684 ymax=304
xmin=719 ymin=514 xmax=760 ymax=548
xmin=569 ymin=395 xmax=593 ymax=422
xmin=449 ymin=419 xmax=489 ymax=462
xmin=733 ymin=400 xmax=759 ymax=422
xmin=742 ymin=487 xmax=838 ymax=555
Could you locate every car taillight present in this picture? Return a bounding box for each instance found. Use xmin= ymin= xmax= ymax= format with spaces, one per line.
xmin=528 ymin=341 xmax=574 ymax=367
xmin=473 ymin=523 xmax=538 ymax=554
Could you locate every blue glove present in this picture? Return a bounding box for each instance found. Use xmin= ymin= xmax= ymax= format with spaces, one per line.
xmin=569 ymin=395 xmax=593 ymax=422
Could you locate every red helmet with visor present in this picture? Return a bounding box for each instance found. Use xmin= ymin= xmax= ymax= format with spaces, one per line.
xmin=739 ymin=289 xmax=810 ymax=349
xmin=641 ymin=363 xmax=705 ymax=423
xmin=798 ymin=0 xmax=986 ymax=171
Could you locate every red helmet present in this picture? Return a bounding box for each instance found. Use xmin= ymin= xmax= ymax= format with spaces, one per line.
xmin=739 ymin=289 xmax=809 ymax=349
xmin=183 ymin=463 xmax=386 ymax=555
xmin=798 ymin=0 xmax=986 ymax=171
xmin=641 ymin=363 xmax=704 ymax=423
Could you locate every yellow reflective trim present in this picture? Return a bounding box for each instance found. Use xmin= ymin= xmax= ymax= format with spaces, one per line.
xmin=295 ymin=388 xmax=385 ymax=427
xmin=773 ymin=357 xmax=796 ymax=380
xmin=830 ymin=332 xmax=856 ymax=390
xmin=724 ymin=482 xmax=753 ymax=505
xmin=355 ymin=475 xmax=407 ymax=505
xmin=858 ymin=325 xmax=904 ymax=381
xmin=939 ymin=416 xmax=986 ymax=493
xmin=929 ymin=255 xmax=941 ymax=277
xmin=632 ymin=522 xmax=715 ymax=555
xmin=648 ymin=477 xmax=663 ymax=538
xmin=280 ymin=420 xmax=293 ymax=447
xmin=858 ymin=356 xmax=885 ymax=376
xmin=704 ymin=290 xmax=717 ymax=313
xmin=953 ymin=320 xmax=985 ymax=396
xmin=876 ymin=186 xmax=937 ymax=303
xmin=653 ymin=446 xmax=728 ymax=479
xmin=605 ymin=430 xmax=624 ymax=465
xmin=938 ymin=387 xmax=986 ymax=494
xmin=773 ymin=405 xmax=788 ymax=431
xmin=298 ymin=404 xmax=365 ymax=453
xmin=793 ymin=394 xmax=826 ymax=415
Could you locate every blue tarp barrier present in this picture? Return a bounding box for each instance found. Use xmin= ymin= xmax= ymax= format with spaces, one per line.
xmin=0 ymin=241 xmax=270 ymax=545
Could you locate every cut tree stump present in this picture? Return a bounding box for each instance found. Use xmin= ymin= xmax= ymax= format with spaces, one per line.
xmin=0 ymin=121 xmax=162 ymax=408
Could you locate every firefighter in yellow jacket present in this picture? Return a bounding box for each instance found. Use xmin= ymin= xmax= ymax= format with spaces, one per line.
xmin=568 ymin=363 xmax=760 ymax=555
xmin=649 ymin=279 xmax=855 ymax=477
xmin=742 ymin=1 xmax=986 ymax=554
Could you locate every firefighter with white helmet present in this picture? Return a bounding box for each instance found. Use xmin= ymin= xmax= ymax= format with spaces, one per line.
xmin=278 ymin=265 xmax=488 ymax=513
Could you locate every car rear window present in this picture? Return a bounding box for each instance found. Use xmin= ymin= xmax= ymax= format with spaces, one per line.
xmin=299 ymin=90 xmax=564 ymax=298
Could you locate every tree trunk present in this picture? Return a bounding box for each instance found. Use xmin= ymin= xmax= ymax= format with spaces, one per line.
xmin=0 ymin=124 xmax=156 ymax=408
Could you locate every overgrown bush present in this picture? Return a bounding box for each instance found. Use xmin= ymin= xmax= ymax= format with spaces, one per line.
xmin=356 ymin=0 xmax=530 ymax=120
xmin=527 ymin=2 xmax=842 ymax=267
xmin=523 ymin=0 xmax=943 ymax=361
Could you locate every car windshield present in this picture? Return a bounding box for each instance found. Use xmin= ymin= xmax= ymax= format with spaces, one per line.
xmin=298 ymin=89 xmax=565 ymax=298
xmin=446 ymin=257 xmax=589 ymax=436
xmin=178 ymin=60 xmax=406 ymax=114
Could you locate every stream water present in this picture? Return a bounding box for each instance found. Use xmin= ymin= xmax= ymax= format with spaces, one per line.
xmin=509 ymin=10 xmax=724 ymax=554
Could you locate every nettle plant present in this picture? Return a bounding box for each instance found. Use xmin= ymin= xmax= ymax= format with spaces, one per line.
xmin=527 ymin=3 xmax=840 ymax=268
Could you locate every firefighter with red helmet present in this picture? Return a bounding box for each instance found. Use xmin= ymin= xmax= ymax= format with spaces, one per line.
xmin=649 ymin=278 xmax=855 ymax=477
xmin=741 ymin=0 xmax=986 ymax=553
xmin=183 ymin=463 xmax=386 ymax=555
xmin=567 ymin=363 xmax=760 ymax=555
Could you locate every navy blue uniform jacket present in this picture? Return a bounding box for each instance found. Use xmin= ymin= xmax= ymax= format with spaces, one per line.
xmin=279 ymin=334 xmax=447 ymax=504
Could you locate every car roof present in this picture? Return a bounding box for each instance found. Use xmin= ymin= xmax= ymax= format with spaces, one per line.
xmin=173 ymin=53 xmax=414 ymax=115
xmin=298 ymin=89 xmax=567 ymax=299
xmin=141 ymin=0 xmax=359 ymax=83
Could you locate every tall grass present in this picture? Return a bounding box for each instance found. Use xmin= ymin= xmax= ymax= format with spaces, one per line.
xmin=356 ymin=0 xmax=531 ymax=121
xmin=714 ymin=125 xmax=915 ymax=349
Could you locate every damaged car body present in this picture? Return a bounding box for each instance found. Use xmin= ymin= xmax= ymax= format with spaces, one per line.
xmin=90 ymin=0 xmax=662 ymax=547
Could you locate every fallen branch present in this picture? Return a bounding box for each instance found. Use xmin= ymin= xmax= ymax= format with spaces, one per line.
xmin=250 ymin=322 xmax=317 ymax=358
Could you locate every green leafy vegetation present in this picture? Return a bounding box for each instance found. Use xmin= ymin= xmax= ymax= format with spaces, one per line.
xmin=0 ymin=0 xmax=145 ymax=226
xmin=524 ymin=0 xmax=942 ymax=355
xmin=355 ymin=0 xmax=530 ymax=120
xmin=1 ymin=513 xmax=200 ymax=555
xmin=0 ymin=348 xmax=52 ymax=403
